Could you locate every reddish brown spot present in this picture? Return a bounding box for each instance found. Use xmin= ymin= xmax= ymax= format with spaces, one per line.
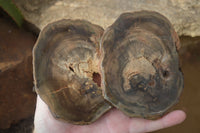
xmin=92 ymin=72 xmax=101 ymax=87
xmin=172 ymin=29 xmax=181 ymax=50
xmin=149 ymin=80 xmax=155 ymax=87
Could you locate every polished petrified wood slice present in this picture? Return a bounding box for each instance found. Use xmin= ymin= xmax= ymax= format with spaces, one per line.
xmin=33 ymin=20 xmax=111 ymax=124
xmin=100 ymin=11 xmax=183 ymax=118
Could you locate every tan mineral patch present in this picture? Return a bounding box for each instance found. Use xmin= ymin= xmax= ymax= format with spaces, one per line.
xmin=122 ymin=56 xmax=156 ymax=91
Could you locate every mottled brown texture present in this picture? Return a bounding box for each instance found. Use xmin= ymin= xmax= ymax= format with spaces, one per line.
xmin=101 ymin=11 xmax=183 ymax=119
xmin=0 ymin=18 xmax=37 ymax=129
xmin=33 ymin=19 xmax=111 ymax=124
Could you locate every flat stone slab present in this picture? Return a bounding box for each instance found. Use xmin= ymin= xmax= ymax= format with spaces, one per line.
xmin=13 ymin=0 xmax=200 ymax=37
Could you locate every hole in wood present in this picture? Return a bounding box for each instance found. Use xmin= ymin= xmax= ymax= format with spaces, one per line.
xmin=92 ymin=72 xmax=101 ymax=87
xmin=69 ymin=66 xmax=74 ymax=72
xmin=163 ymin=70 xmax=170 ymax=78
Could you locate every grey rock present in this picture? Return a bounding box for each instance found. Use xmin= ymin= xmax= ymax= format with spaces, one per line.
xmin=13 ymin=0 xmax=200 ymax=36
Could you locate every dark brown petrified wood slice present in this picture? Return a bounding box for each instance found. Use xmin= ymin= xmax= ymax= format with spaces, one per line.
xmin=100 ymin=11 xmax=183 ymax=118
xmin=33 ymin=19 xmax=111 ymax=124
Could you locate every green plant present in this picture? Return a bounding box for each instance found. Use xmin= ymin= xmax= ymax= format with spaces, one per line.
xmin=0 ymin=0 xmax=23 ymax=27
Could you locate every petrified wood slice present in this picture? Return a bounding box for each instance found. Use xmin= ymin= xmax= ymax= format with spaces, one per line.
xmin=100 ymin=11 xmax=183 ymax=118
xmin=33 ymin=20 xmax=111 ymax=124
